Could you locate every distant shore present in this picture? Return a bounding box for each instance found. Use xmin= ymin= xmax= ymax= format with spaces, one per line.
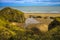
xmin=24 ymin=13 xmax=60 ymax=18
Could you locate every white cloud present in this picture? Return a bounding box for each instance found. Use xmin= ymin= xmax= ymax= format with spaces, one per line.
xmin=29 ymin=1 xmax=60 ymax=4
xmin=0 ymin=0 xmax=15 ymax=2
xmin=0 ymin=0 xmax=25 ymax=3
xmin=24 ymin=0 xmax=34 ymax=2
xmin=0 ymin=0 xmax=60 ymax=4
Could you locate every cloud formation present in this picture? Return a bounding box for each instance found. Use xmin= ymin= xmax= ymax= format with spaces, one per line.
xmin=0 ymin=0 xmax=60 ymax=6
xmin=0 ymin=0 xmax=60 ymax=2
xmin=0 ymin=0 xmax=25 ymax=3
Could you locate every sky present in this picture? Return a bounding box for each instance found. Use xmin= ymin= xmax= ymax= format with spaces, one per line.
xmin=0 ymin=0 xmax=60 ymax=13
xmin=0 ymin=0 xmax=60 ymax=6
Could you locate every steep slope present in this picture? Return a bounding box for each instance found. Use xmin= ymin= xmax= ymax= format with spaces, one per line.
xmin=0 ymin=18 xmax=26 ymax=40
xmin=0 ymin=7 xmax=25 ymax=23
xmin=0 ymin=7 xmax=25 ymax=40
xmin=48 ymin=17 xmax=60 ymax=30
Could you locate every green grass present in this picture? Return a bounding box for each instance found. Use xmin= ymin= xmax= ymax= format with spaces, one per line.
xmin=0 ymin=18 xmax=60 ymax=40
xmin=0 ymin=7 xmax=60 ymax=40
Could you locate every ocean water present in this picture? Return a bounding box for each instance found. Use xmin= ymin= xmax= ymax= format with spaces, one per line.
xmin=0 ymin=6 xmax=60 ymax=13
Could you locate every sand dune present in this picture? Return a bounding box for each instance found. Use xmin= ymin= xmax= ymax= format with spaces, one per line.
xmin=24 ymin=13 xmax=60 ymax=18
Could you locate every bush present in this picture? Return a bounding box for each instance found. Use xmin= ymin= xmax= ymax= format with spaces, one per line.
xmin=0 ymin=26 xmax=16 ymax=40
xmin=0 ymin=7 xmax=25 ymax=23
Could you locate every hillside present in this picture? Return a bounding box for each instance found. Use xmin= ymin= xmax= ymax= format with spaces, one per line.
xmin=0 ymin=7 xmax=60 ymax=40
xmin=0 ymin=7 xmax=25 ymax=23
xmin=0 ymin=17 xmax=60 ymax=40
xmin=0 ymin=7 xmax=25 ymax=40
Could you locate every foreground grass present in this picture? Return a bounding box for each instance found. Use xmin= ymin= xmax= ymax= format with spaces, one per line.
xmin=0 ymin=19 xmax=60 ymax=40
xmin=0 ymin=17 xmax=60 ymax=40
xmin=0 ymin=7 xmax=60 ymax=40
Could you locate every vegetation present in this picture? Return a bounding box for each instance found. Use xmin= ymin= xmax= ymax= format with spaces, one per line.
xmin=0 ymin=7 xmax=60 ymax=40
xmin=36 ymin=16 xmax=42 ymax=18
xmin=0 ymin=7 xmax=25 ymax=23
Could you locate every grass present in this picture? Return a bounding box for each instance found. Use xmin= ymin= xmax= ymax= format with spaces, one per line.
xmin=0 ymin=7 xmax=60 ymax=40
xmin=0 ymin=17 xmax=60 ymax=40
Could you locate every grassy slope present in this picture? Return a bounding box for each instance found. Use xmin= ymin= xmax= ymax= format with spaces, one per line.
xmin=0 ymin=7 xmax=25 ymax=40
xmin=0 ymin=7 xmax=25 ymax=23
xmin=0 ymin=7 xmax=60 ymax=40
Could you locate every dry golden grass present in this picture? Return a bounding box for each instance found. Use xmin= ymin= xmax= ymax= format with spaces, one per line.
xmin=24 ymin=13 xmax=60 ymax=18
xmin=24 ymin=13 xmax=60 ymax=32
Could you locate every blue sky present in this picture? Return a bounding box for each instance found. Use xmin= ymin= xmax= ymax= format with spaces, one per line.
xmin=0 ymin=0 xmax=60 ymax=6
